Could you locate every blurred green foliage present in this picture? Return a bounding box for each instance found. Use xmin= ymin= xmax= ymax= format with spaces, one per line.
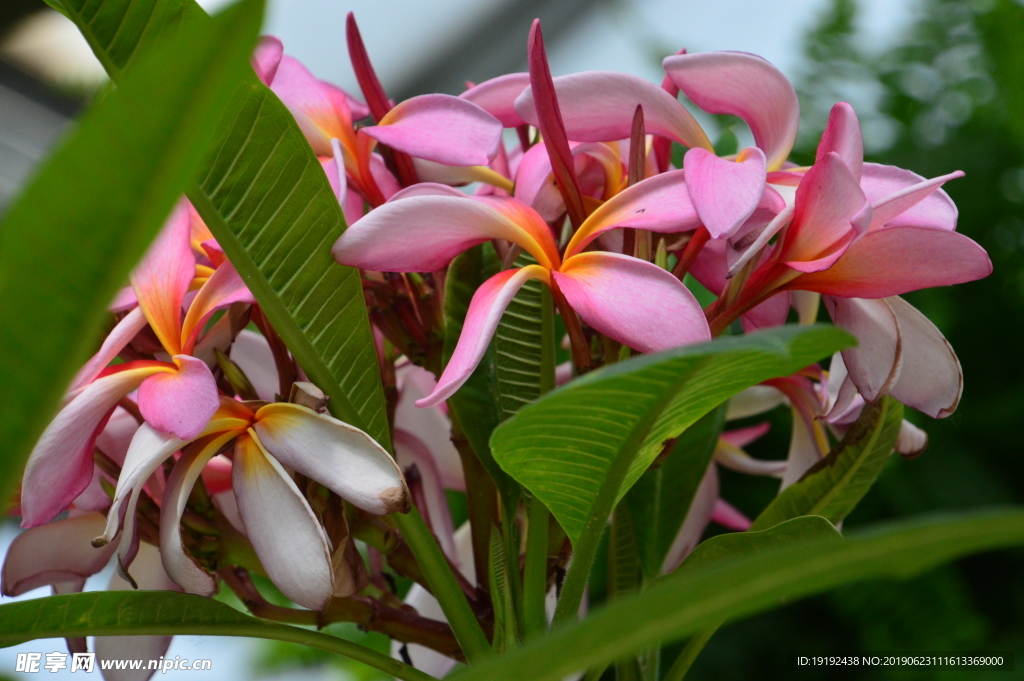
xmin=702 ymin=0 xmax=1024 ymax=678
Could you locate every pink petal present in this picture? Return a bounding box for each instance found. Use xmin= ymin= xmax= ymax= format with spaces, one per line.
xmin=137 ymin=356 xmax=219 ymax=440
xmin=252 ymin=35 xmax=283 ymax=86
xmin=789 ymin=226 xmax=992 ymax=298
xmin=816 ymin=102 xmax=863 ymax=180
xmin=860 ymin=163 xmax=960 ymax=231
xmin=253 ymin=403 xmax=408 ymax=516
xmin=130 ymin=201 xmax=195 ymax=356
xmin=1 ymin=513 xmax=116 ymax=596
xmin=233 ymin=433 xmax=335 ymax=610
xmin=460 ymin=72 xmax=531 ymax=127
xmin=108 ymin=286 xmax=138 ymax=313
xmin=565 ymin=170 xmax=700 ymax=257
xmin=515 ymin=141 xmax=623 ymax=222
xmin=332 ymin=194 xmax=560 ymax=271
xmin=417 ymin=266 xmax=551 ymax=408
xmin=270 ymin=55 xmax=365 ymax=156
xmin=160 ymin=433 xmax=237 ymax=596
xmin=180 ymin=262 xmax=255 ymax=353
xmin=21 ymin=363 xmax=169 ymax=527
xmin=887 ymin=296 xmax=962 ymax=418
xmin=553 ymin=252 xmax=711 ymax=353
xmin=830 ymin=296 xmax=902 ymax=402
xmin=395 ymin=362 xmax=464 ymax=491
xmin=664 ymin=51 xmax=799 ymax=171
xmin=869 ymin=170 xmax=964 ymax=231
xmin=71 ymin=306 xmax=148 ymax=391
xmin=662 ymin=464 xmax=718 ymax=572
xmin=741 ymin=291 xmax=791 ymax=333
xmin=777 ymin=152 xmax=871 ymax=272
xmin=514 ymin=70 xmax=712 ymax=151
xmin=413 ymin=158 xmax=513 ymax=192
xmin=683 ymin=147 xmax=768 ymax=239
xmin=394 ymin=429 xmax=457 ymax=561
xmin=365 ymin=94 xmax=502 ymax=166
xmin=721 ymin=422 xmax=771 ymax=448
xmin=711 ymin=498 xmax=751 ymax=531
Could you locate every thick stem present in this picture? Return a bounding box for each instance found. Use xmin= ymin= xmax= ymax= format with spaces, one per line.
xmin=394 ymin=508 xmax=492 ymax=663
xmin=451 ymin=417 xmax=497 ymax=598
xmin=548 ymin=278 xmax=591 ymax=375
xmin=522 ymin=495 xmax=550 ymax=640
xmin=672 ymin=226 xmax=710 ymax=281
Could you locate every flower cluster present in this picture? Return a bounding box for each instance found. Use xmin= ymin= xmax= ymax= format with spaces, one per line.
xmin=3 ymin=12 xmax=991 ymax=680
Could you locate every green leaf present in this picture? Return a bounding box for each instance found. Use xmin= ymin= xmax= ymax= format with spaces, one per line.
xmin=451 ymin=507 xmax=1024 ymax=681
xmin=0 ymin=0 xmax=261 ymax=502
xmin=491 ymin=325 xmax=854 ymax=546
xmin=751 ymin=396 xmax=903 ymax=531
xmin=61 ymin=0 xmax=390 ymax=447
xmin=624 ymin=405 xmax=727 ymax=579
xmin=489 ymin=524 xmax=519 ymax=653
xmin=0 ymin=592 xmax=432 ymax=681
xmin=494 ymin=252 xmax=555 ymax=419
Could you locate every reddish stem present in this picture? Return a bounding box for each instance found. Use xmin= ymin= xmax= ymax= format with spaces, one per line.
xmin=672 ymin=226 xmax=710 ymax=280
xmin=549 ymin=277 xmax=592 ymax=374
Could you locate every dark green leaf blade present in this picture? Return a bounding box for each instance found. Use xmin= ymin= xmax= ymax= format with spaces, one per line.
xmin=491 ymin=325 xmax=855 ymax=545
xmin=0 ymin=0 xmax=262 ymax=501
xmin=451 ymin=507 xmax=1024 ymax=681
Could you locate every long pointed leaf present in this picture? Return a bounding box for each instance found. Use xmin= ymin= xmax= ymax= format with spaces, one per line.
xmin=0 ymin=0 xmax=261 ymax=501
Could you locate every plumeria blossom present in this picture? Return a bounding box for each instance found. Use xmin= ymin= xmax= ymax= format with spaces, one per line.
xmin=93 ymin=396 xmax=409 ymax=610
xmin=333 ymin=177 xmax=712 ymax=406
xmin=253 ymin=36 xmax=508 ymax=210
xmin=20 ymin=202 xmax=254 ymax=528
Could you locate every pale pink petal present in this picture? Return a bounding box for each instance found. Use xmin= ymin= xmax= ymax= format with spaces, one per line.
xmin=412 ymin=159 xmax=514 ymax=192
xmin=137 ymin=356 xmax=219 ymax=440
xmin=417 ymin=266 xmax=551 ymax=408
xmin=860 ymin=163 xmax=959 ymax=230
xmin=254 ymin=403 xmax=409 ymax=515
xmin=252 ymin=35 xmax=283 ymax=86
xmin=886 ymin=296 xmax=962 ymax=418
xmin=725 ymin=385 xmax=786 ymax=420
xmin=394 ymin=429 xmax=457 ymax=561
xmin=824 ymin=352 xmax=862 ymax=423
xmin=553 ymin=252 xmax=710 ymax=353
xmin=780 ymin=406 xmax=827 ymax=490
xmin=741 ymin=291 xmax=791 ymax=333
xmin=109 ymin=286 xmax=138 ymax=313
xmin=830 ymin=296 xmax=903 ymax=402
xmin=789 ymin=226 xmax=992 ymax=298
xmin=869 ymin=170 xmax=964 ymax=231
xmin=662 ymin=464 xmax=718 ymax=573
xmin=460 ymin=73 xmax=531 ymax=127
xmin=229 ymin=329 xmax=279 ymax=402
xmin=515 ymin=141 xmax=623 ymax=222
xmin=368 ymin=152 xmax=401 ymax=199
xmin=130 ymin=201 xmax=195 ymax=355
xmin=190 ymin=310 xmax=235 ymax=367
xmin=180 ymin=262 xmax=255 ymax=353
xmin=71 ymin=307 xmax=148 ymax=390
xmin=816 ymin=102 xmax=863 ymax=181
xmin=565 ymin=170 xmax=700 ymax=257
xmin=395 ymin=362 xmax=464 ymax=490
xmin=270 ymin=55 xmax=363 ymax=156
xmin=711 ymin=499 xmax=751 ymax=531
xmin=332 ymin=194 xmax=560 ymax=271
xmin=366 ymin=94 xmax=502 ymax=166
xmin=777 ymin=152 xmax=871 ymax=272
xmin=159 ymin=433 xmax=237 ymax=596
xmin=21 ymin=363 xmax=168 ymax=527
xmin=664 ymin=51 xmax=799 ymax=171
xmin=684 ymin=146 xmax=768 ymax=239
xmin=896 ymin=419 xmax=928 ymax=457
xmin=715 ymin=441 xmax=787 ymax=478
xmin=514 ymin=71 xmax=712 ymax=151
xmin=1 ymin=513 xmax=115 ymax=596
xmin=387 ymin=182 xmax=468 ymax=201
xmin=721 ymin=422 xmax=771 ymax=448
xmin=233 ymin=433 xmax=334 ymax=610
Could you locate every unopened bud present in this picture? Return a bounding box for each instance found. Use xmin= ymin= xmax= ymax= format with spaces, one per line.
xmin=895 ymin=419 xmax=928 ymax=459
xmin=289 ymin=381 xmax=330 ymax=413
xmin=214 ymin=348 xmax=259 ymax=401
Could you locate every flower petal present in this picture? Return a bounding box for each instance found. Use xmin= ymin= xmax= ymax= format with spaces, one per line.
xmin=777 ymin=152 xmax=870 ymax=272
xmin=229 ymin=329 xmax=279 ymax=402
xmin=71 ymin=307 xmax=149 ymax=391
xmin=21 ymin=363 xmax=168 ymax=527
xmin=365 ymin=94 xmax=503 ymax=167
xmin=896 ymin=419 xmax=928 ymax=457
xmin=816 ymin=102 xmax=863 ymax=180
xmin=789 ymin=226 xmax=992 ymax=297
xmin=412 ymin=159 xmax=514 ymax=193
xmin=1 ymin=513 xmax=115 ymax=596
xmin=254 ymin=403 xmax=409 ymax=515
xmin=715 ymin=441 xmax=787 ymax=478
xmin=514 ymin=70 xmax=712 ymax=151
xmin=461 ymin=73 xmax=531 ymax=127
xmin=565 ymin=170 xmax=700 ymax=257
xmin=252 ymin=35 xmax=283 ymax=86
xmin=515 ymin=141 xmax=623 ymax=223
xmin=860 ymin=163 xmax=959 ymax=230
xmin=394 ymin=429 xmax=457 ymax=561
xmin=270 ymin=55 xmax=365 ymax=156
xmin=711 ymin=499 xmax=751 ymax=531
xmin=233 ymin=432 xmax=334 ymax=610
xmin=180 ymin=262 xmax=255 ymax=353
xmin=664 ymin=51 xmax=799 ymax=171
xmin=780 ymin=406 xmax=826 ymax=490
xmin=726 ymin=385 xmax=785 ymax=420
xmin=553 ymin=252 xmax=710 ymax=353
xmin=395 ymin=362 xmax=464 ymax=490
xmin=830 ymin=296 xmax=903 ymax=402
xmin=160 ymin=433 xmax=237 ymax=596
xmin=662 ymin=464 xmax=718 ymax=572
xmin=869 ymin=170 xmax=964 ymax=231
xmin=137 ymin=355 xmax=219 ymax=440
xmin=886 ymin=296 xmax=962 ymax=418
xmin=418 ymin=266 xmax=551 ymax=408
xmin=683 ymin=146 xmax=768 ymax=239
xmin=130 ymin=201 xmax=195 ymax=356
xmin=332 ymin=194 xmax=560 ymax=271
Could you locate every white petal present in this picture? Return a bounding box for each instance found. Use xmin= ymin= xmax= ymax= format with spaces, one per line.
xmin=395 ymin=362 xmax=464 ymax=490
xmin=662 ymin=464 xmax=718 ymax=573
xmin=1 ymin=513 xmax=115 ymax=596
xmin=726 ymin=385 xmax=786 ymax=420
xmin=887 ymin=296 xmax=962 ymax=418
